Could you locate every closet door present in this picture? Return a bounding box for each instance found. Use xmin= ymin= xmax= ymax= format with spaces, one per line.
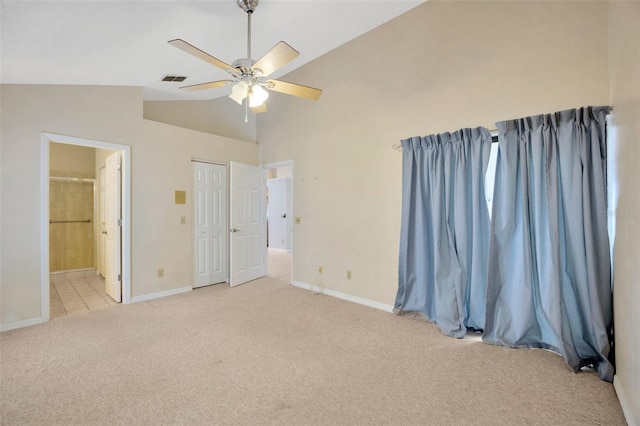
xmin=193 ymin=162 xmax=227 ymax=288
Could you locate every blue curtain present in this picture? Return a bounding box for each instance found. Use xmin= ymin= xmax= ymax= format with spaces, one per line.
xmin=483 ymin=106 xmax=613 ymax=381
xmin=396 ymin=127 xmax=492 ymax=337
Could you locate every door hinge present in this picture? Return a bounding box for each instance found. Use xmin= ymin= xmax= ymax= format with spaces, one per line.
xmin=117 ymin=274 xmax=122 ymax=282
xmin=117 ymin=218 xmax=122 ymax=226
xmin=117 ymin=163 xmax=122 ymax=171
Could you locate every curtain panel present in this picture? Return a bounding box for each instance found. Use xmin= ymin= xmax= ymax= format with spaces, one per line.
xmin=396 ymin=127 xmax=492 ymax=338
xmin=483 ymin=106 xmax=613 ymax=381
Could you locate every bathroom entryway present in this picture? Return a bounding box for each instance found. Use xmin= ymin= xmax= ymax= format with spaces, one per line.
xmin=49 ymin=142 xmax=120 ymax=317
xmin=42 ymin=132 xmax=132 ymax=323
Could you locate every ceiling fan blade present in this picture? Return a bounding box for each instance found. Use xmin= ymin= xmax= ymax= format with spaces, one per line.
xmin=267 ymin=79 xmax=323 ymax=101
xmin=179 ymin=80 xmax=234 ymax=92
xmin=251 ymin=104 xmax=268 ymax=114
xmin=168 ymin=39 xmax=235 ymax=72
xmin=253 ymin=41 xmax=299 ymax=76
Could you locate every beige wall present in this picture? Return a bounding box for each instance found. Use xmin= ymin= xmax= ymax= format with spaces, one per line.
xmin=0 ymin=84 xmax=259 ymax=327
xmin=258 ymin=1 xmax=609 ymax=305
xmin=132 ymin=119 xmax=257 ymax=297
xmin=1 ymin=85 xmax=141 ymax=324
xmin=144 ymin=98 xmax=257 ymax=142
xmin=608 ymin=1 xmax=640 ymax=422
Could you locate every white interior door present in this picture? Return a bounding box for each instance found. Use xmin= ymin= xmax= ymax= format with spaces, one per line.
xmin=193 ymin=162 xmax=227 ymax=288
xmin=230 ymin=161 xmax=266 ymax=287
xmin=267 ymin=178 xmax=290 ymax=250
xmin=104 ymin=152 xmax=122 ymax=302
xmin=98 ymin=166 xmax=106 ymax=277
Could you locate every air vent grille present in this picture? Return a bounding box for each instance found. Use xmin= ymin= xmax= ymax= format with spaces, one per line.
xmin=162 ymin=75 xmax=187 ymax=82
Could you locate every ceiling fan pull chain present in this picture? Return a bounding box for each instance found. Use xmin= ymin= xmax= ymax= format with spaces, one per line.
xmin=244 ymin=98 xmax=249 ymax=123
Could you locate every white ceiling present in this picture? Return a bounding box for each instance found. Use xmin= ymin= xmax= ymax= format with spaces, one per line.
xmin=1 ymin=0 xmax=425 ymax=101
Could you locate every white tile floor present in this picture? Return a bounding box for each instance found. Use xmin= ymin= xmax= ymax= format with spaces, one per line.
xmin=50 ymin=270 xmax=118 ymax=319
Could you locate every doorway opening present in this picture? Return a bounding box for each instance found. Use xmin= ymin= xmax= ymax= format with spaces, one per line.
xmin=41 ymin=133 xmax=131 ymax=322
xmin=264 ymin=160 xmax=293 ymax=284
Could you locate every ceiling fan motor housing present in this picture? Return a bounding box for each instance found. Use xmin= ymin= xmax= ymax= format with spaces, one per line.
xmin=237 ymin=0 xmax=259 ymax=13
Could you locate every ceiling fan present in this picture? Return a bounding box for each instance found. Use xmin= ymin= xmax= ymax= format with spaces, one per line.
xmin=168 ymin=0 xmax=322 ymax=119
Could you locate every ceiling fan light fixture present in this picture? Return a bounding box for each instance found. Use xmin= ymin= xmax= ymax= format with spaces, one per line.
xmin=249 ymin=84 xmax=269 ymax=107
xmin=169 ymin=0 xmax=322 ymax=118
xmin=229 ymin=80 xmax=249 ymax=104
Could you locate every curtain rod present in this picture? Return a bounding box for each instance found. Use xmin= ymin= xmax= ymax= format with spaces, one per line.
xmin=392 ymin=130 xmax=497 ymax=151
xmin=393 ymin=109 xmax=613 ymax=151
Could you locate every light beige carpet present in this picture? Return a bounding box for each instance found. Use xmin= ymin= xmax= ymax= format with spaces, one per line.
xmin=0 ymin=278 xmax=625 ymax=425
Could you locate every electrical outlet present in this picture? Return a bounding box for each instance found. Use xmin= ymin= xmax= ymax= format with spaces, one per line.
xmin=157 ymin=268 xmax=164 ymax=278
xmin=318 ymin=266 xmax=323 ymax=274
xmin=346 ymin=270 xmax=352 ymax=280
xmin=180 ymin=216 xmax=186 ymax=225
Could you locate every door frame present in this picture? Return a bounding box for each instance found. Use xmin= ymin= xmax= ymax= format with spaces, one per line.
xmin=40 ymin=132 xmax=132 ymax=321
xmin=263 ymin=160 xmax=294 ymax=279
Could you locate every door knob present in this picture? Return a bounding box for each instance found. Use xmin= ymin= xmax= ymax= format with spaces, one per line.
xmin=230 ymin=228 xmax=240 ymax=233
xmin=102 ymin=231 xmax=107 ymax=235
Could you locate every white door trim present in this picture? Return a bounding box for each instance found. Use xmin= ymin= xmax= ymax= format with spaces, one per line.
xmin=41 ymin=132 xmax=132 ymax=322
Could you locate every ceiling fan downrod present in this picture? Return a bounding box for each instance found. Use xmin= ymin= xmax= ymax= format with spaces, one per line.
xmin=237 ymin=0 xmax=259 ymax=59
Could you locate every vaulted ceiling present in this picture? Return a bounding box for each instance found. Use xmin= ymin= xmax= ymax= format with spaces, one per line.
xmin=1 ymin=1 xmax=425 ymax=101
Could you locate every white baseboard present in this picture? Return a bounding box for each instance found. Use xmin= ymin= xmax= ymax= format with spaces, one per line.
xmin=292 ymin=281 xmax=394 ymax=313
xmin=0 ymin=317 xmax=45 ymax=332
xmin=614 ymin=375 xmax=638 ymax=426
xmin=130 ymin=286 xmax=192 ymax=303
